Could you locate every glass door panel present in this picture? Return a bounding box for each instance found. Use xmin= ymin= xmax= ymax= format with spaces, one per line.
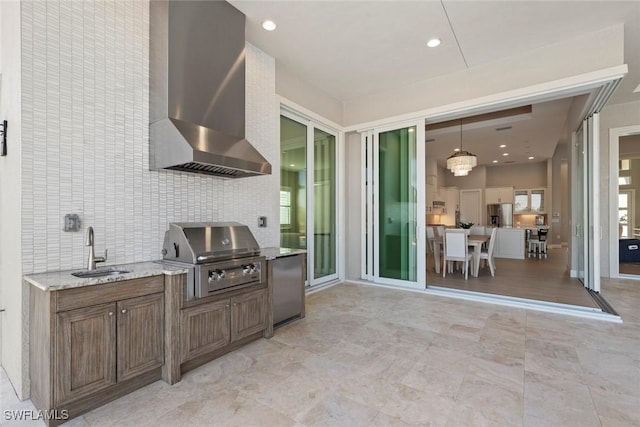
xmin=585 ymin=114 xmax=601 ymax=292
xmin=377 ymin=127 xmax=417 ymax=282
xmin=280 ymin=112 xmax=339 ymax=287
xmin=576 ymin=126 xmax=586 ymax=284
xmin=619 ymin=193 xmax=629 ymax=238
xmin=313 ymin=128 xmax=337 ymax=279
xmin=280 ymin=116 xmax=307 ymax=251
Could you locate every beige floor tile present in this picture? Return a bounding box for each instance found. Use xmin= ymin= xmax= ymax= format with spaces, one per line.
xmin=300 ymin=392 xmax=379 ymax=426
xmin=400 ymin=360 xmax=467 ymax=400
xmin=446 ymin=402 xmax=522 ymax=427
xmin=454 ymin=370 xmax=524 ymax=426
xmin=3 ymin=278 xmax=640 ymax=426
xmin=523 ymin=370 xmax=600 ymax=427
xmin=589 ymin=386 xmax=640 ymax=427
xmin=379 ymin=383 xmax=455 ymax=426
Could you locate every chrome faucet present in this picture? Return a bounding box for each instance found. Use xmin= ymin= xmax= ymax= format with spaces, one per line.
xmin=85 ymin=226 xmax=107 ymax=270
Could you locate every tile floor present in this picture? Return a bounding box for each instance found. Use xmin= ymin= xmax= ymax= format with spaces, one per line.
xmin=2 ymin=278 xmax=640 ymax=426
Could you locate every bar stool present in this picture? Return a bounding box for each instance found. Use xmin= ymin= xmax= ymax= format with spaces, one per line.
xmin=528 ymin=228 xmax=548 ymax=258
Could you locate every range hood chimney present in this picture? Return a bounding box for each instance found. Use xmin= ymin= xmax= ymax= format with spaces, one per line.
xmin=150 ymin=1 xmax=272 ymax=178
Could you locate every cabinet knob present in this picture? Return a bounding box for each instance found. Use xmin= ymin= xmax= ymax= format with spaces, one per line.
xmin=121 ymin=309 xmax=127 ymax=314
xmin=108 ymin=312 xmax=114 ymax=316
xmin=233 ymin=303 xmax=237 ymax=307
xmin=225 ymin=304 xmax=230 ymax=308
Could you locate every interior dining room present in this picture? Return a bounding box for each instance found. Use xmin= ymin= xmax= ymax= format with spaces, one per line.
xmin=424 ymin=100 xmax=606 ymax=313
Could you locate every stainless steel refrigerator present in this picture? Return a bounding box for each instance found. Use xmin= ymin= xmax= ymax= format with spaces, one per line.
xmin=487 ymin=203 xmax=513 ymax=227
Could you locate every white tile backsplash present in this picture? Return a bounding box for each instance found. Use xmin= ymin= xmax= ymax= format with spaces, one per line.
xmin=21 ymin=0 xmax=279 ymax=274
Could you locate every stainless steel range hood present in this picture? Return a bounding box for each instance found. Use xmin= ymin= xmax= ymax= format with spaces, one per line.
xmin=150 ymin=1 xmax=271 ymax=178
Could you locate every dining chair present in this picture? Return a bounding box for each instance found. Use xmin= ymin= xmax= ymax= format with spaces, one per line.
xmin=426 ymin=226 xmax=435 ymax=270
xmin=479 ymin=227 xmax=498 ymax=276
xmin=528 ymin=228 xmax=549 ymax=258
xmin=443 ymin=229 xmax=473 ymax=280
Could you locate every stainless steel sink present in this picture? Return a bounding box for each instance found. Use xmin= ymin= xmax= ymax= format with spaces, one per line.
xmin=71 ymin=268 xmax=131 ymax=278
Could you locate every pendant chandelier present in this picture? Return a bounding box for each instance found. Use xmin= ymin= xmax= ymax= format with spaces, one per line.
xmin=446 ymin=119 xmax=477 ymax=176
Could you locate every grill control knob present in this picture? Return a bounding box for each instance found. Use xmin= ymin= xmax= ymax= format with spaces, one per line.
xmin=242 ymin=264 xmax=257 ymax=275
xmin=208 ymin=269 xmax=226 ymax=283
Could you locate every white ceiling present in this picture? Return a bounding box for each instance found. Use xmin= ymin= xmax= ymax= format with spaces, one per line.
xmin=230 ymin=1 xmax=640 ymax=165
xmin=426 ymin=98 xmax=574 ymax=167
xmin=231 ymin=0 xmax=640 ymax=105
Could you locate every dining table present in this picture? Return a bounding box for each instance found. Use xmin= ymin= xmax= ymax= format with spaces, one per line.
xmin=430 ymin=233 xmax=489 ymax=278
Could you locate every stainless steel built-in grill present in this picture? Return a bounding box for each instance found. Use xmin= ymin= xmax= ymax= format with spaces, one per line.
xmin=162 ymin=222 xmax=265 ymax=299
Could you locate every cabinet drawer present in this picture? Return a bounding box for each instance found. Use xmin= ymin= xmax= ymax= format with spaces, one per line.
xmin=57 ymin=275 xmax=164 ymax=312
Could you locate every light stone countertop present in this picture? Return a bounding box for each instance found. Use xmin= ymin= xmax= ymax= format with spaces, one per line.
xmin=24 ymin=261 xmax=189 ymax=292
xmin=261 ymin=247 xmax=307 ymax=260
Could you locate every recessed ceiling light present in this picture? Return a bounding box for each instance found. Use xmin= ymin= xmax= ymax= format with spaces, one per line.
xmin=454 ymin=148 xmax=460 ymax=152
xmin=492 ymin=160 xmax=498 ymax=163
xmin=503 ymin=153 xmax=509 ymax=156
xmin=289 ymin=163 xmax=295 ymax=167
xmin=262 ymin=20 xmax=277 ymax=31
xmin=499 ymin=144 xmax=506 ymax=148
xmin=528 ymin=156 xmax=535 ymax=160
xmin=427 ymin=38 xmax=441 ymax=48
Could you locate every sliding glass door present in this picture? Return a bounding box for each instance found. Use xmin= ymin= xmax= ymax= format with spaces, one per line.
xmin=313 ymin=128 xmax=337 ymax=279
xmin=378 ymin=127 xmax=417 ymax=281
xmin=575 ymin=114 xmax=601 ymax=292
xmin=362 ymin=122 xmax=426 ymax=288
xmin=280 ymin=112 xmax=338 ymax=286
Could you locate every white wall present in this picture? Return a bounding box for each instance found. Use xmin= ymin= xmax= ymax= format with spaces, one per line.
xmin=4 ymin=0 xmax=279 ymax=398
xmin=0 ymin=0 xmax=24 ymax=398
xmin=343 ymin=25 xmax=625 ymax=126
xmin=599 ymin=101 xmax=640 ymax=277
xmin=485 ymin=161 xmax=547 ymax=188
xmin=276 ymin=63 xmax=344 ymax=126
xmin=443 ymin=165 xmax=487 ymax=189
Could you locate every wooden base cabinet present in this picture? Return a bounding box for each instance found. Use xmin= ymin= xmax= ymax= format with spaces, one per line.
xmin=231 ymin=289 xmax=268 ymax=341
xmin=180 ymin=288 xmax=268 ymax=365
xmin=55 ymin=303 xmax=117 ymax=405
xmin=30 ymin=276 xmax=165 ymax=426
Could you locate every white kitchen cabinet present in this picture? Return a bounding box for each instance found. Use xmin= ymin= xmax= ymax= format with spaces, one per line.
xmin=426 ymin=172 xmax=442 ymax=213
xmin=459 ymin=189 xmax=483 ymax=226
xmin=485 ymin=187 xmax=514 ymax=204
xmin=492 ymin=228 xmax=525 ymax=259
xmin=440 ymin=187 xmax=459 ymax=225
xmin=514 ymin=188 xmax=546 ymax=213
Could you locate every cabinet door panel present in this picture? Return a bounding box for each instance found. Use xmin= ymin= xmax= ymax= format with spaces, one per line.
xmin=485 ymin=188 xmax=499 ymax=204
xmin=181 ymin=300 xmax=230 ymax=361
xmin=117 ymin=293 xmax=164 ymax=382
xmin=231 ymin=289 xmax=267 ymax=342
xmin=56 ymin=303 xmax=116 ymax=405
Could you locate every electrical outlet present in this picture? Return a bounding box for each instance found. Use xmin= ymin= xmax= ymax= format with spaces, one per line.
xmin=258 ymin=216 xmax=267 ymax=228
xmin=63 ymin=214 xmax=81 ymax=232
